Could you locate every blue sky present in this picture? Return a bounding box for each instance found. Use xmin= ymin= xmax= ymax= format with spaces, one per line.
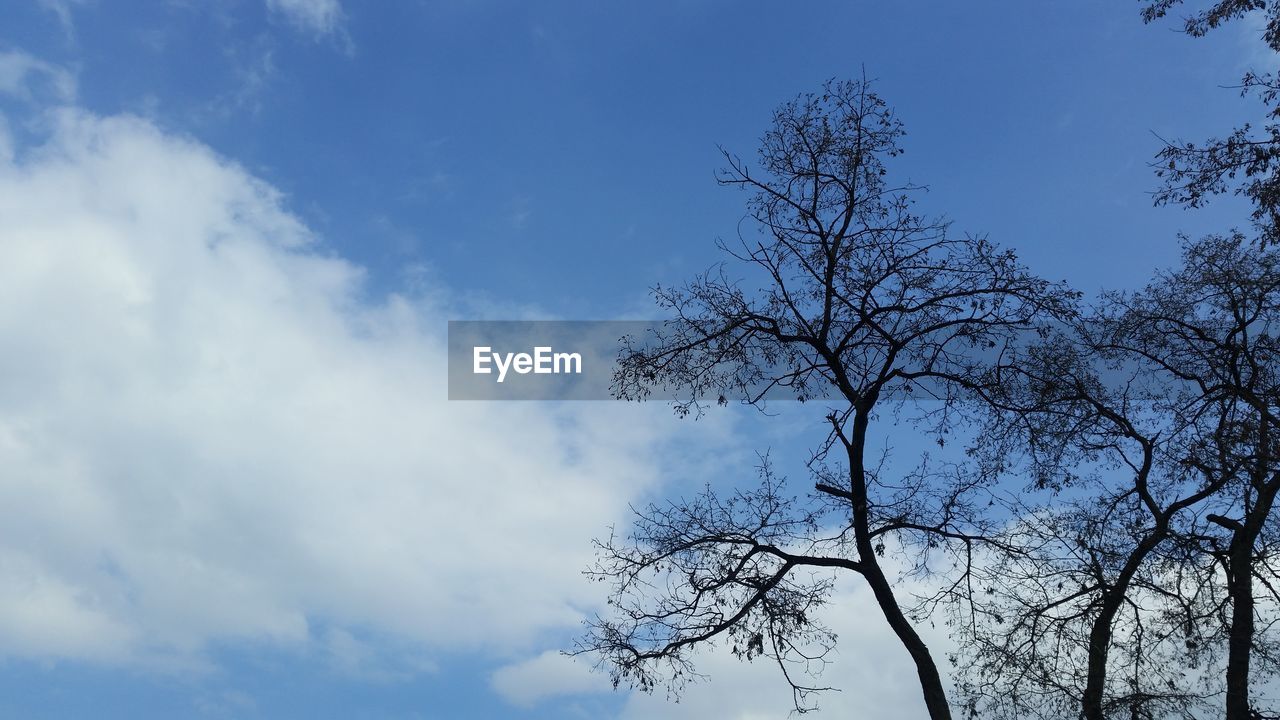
xmin=0 ymin=1 xmax=1266 ymax=718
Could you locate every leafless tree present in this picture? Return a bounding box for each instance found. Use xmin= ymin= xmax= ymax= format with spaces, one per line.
xmin=1111 ymin=234 xmax=1280 ymax=720
xmin=573 ymin=78 xmax=1072 ymax=719
xmin=954 ymin=234 xmax=1280 ymax=720
xmin=953 ymin=330 xmax=1222 ymax=719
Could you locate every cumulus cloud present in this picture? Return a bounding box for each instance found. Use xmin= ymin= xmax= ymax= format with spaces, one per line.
xmin=0 ymin=46 xmax=941 ymax=719
xmin=0 ymin=98 xmax=737 ymax=676
xmin=266 ymin=0 xmax=345 ymax=40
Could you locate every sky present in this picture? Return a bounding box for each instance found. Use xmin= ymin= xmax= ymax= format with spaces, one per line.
xmin=0 ymin=1 xmax=1268 ymax=718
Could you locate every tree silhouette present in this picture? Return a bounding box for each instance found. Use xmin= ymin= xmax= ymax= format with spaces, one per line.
xmin=954 ymin=234 xmax=1280 ymax=720
xmin=574 ymin=78 xmax=1072 ymax=719
xmin=1143 ymin=1 xmax=1280 ymax=247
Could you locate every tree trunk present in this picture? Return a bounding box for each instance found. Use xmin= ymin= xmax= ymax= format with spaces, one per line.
xmin=847 ymin=408 xmax=953 ymax=720
xmin=1081 ymin=535 xmax=1164 ymax=720
xmin=1224 ymin=472 xmax=1278 ymax=720
xmin=1225 ymin=530 xmax=1255 ymax=720
xmin=1081 ymin=593 xmax=1125 ymax=720
xmin=863 ymin=558 xmax=954 ymax=720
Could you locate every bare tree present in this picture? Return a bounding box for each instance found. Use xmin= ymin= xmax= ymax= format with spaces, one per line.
xmin=574 ymin=78 xmax=1072 ymax=719
xmin=955 ymin=234 xmax=1280 ymax=720
xmin=1111 ymin=234 xmax=1280 ymax=720
xmin=1136 ymin=4 xmax=1280 ymax=714
xmin=953 ymin=328 xmax=1224 ymax=720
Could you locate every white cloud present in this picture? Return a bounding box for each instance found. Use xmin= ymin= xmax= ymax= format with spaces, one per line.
xmin=0 ymin=47 xmax=943 ymax=718
xmin=266 ymin=0 xmax=345 ymax=39
xmin=614 ymin=577 xmax=954 ymax=719
xmin=492 ymin=577 xmax=953 ymax=717
xmin=219 ymin=41 xmax=277 ymax=118
xmin=492 ymin=532 xmax=961 ymax=716
xmin=0 ymin=101 xmax=738 ymax=675
xmin=491 ymin=650 xmax=609 ymax=707
xmin=38 ymin=0 xmax=79 ymax=39
xmin=0 ymin=49 xmax=76 ymax=104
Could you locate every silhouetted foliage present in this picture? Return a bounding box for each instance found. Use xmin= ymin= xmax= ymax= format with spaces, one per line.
xmin=581 ymin=55 xmax=1280 ymax=720
xmin=1142 ymin=1 xmax=1280 ymax=50
xmin=575 ymin=78 xmax=1072 ymax=720
xmin=954 ymin=235 xmax=1280 ymax=720
xmin=1143 ymin=1 xmax=1280 ymax=246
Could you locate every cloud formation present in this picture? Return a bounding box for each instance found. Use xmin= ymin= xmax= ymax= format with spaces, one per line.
xmin=0 ymin=98 xmax=730 ymax=678
xmin=491 ymin=570 xmax=952 ymax=718
xmin=1 ymin=46 xmax=941 ymax=718
xmin=491 ymin=650 xmax=607 ymax=707
xmin=266 ymin=0 xmax=345 ymax=39
xmin=0 ymin=49 xmax=75 ymax=105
